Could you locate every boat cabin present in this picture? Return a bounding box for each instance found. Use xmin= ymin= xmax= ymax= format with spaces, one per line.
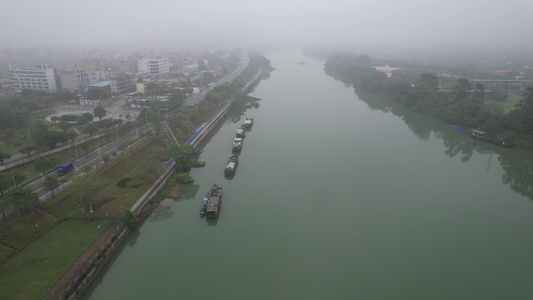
xmin=471 ymin=130 xmax=487 ymax=138
xmin=225 ymin=156 xmax=238 ymax=175
xmin=243 ymin=118 xmax=254 ymax=128
xmin=236 ymin=128 xmax=246 ymax=138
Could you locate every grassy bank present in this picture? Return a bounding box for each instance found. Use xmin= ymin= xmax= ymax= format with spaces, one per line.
xmin=0 ymin=136 xmax=168 ymax=299
xmin=0 ymin=219 xmax=111 ymax=300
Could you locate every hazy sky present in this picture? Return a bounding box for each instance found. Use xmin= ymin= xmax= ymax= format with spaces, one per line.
xmin=1 ymin=0 xmax=532 ymax=50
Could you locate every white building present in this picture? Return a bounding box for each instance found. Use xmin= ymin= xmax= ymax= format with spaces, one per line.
xmin=138 ymin=57 xmax=171 ymax=75
xmin=9 ymin=65 xmax=59 ymax=93
xmin=59 ymin=69 xmax=105 ymax=93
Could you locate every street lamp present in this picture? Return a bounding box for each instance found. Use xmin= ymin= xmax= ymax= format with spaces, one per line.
xmin=115 ymin=125 xmax=119 ymax=140
xmin=39 ymin=172 xmax=45 ymax=183
xmin=73 ymin=143 xmax=79 ymax=162
xmin=11 ymin=172 xmax=17 ymax=187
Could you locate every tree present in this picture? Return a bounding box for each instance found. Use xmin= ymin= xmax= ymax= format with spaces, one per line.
xmin=93 ymin=106 xmax=107 ymax=120
xmin=0 ymin=173 xmax=12 ymax=197
xmin=19 ymin=144 xmax=37 ymax=157
xmin=354 ymin=54 xmax=372 ymax=66
xmin=48 ymin=155 xmax=62 ymax=169
xmin=83 ymin=123 xmax=99 ymax=136
xmin=30 ymin=122 xmax=71 ymax=149
xmin=417 ymin=73 xmax=439 ymax=91
xmin=145 ymin=82 xmax=159 ymax=97
xmin=72 ymin=177 xmax=100 ymax=213
xmin=508 ymin=87 xmax=533 ymax=133
xmin=43 ymin=176 xmax=60 ymax=198
xmin=123 ymin=209 xmax=139 ymax=228
xmin=137 ymin=109 xmax=149 ymax=125
xmin=0 ymin=196 xmax=10 ymax=219
xmin=11 ymin=170 xmax=25 ymax=187
xmin=0 ymin=151 xmax=11 ymax=167
xmin=34 ymin=156 xmax=52 ymax=174
xmin=148 ymin=110 xmax=165 ymax=136
xmin=82 ymin=164 xmax=92 ymax=176
xmin=101 ymin=153 xmax=110 ymax=165
xmin=172 ymin=144 xmax=198 ymax=171
xmin=452 ymin=78 xmax=472 ymax=103
xmin=80 ymin=140 xmax=91 ymax=154
xmin=5 ymin=186 xmax=38 ymax=211
xmin=76 ymin=114 xmax=91 ymax=126
xmin=58 ymin=121 xmax=71 ymax=131
xmin=168 ymin=92 xmax=184 ymax=109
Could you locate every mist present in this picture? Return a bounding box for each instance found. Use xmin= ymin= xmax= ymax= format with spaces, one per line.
xmin=1 ymin=0 xmax=533 ymax=51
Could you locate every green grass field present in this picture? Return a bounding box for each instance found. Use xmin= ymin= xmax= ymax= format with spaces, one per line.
xmin=485 ymin=92 xmax=521 ymax=115
xmin=0 ymin=136 xmax=168 ymax=299
xmin=0 ymin=219 xmax=111 ymax=300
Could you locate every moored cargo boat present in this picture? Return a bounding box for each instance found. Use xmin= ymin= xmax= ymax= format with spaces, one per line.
xmin=243 ymin=118 xmax=254 ymax=128
xmin=236 ymin=128 xmax=246 ymax=138
xmin=224 ymin=156 xmax=238 ymax=175
xmin=232 ymin=138 xmax=243 ymax=152
xmin=471 ymin=129 xmax=513 ymax=148
xmin=205 ymin=184 xmax=222 ymax=218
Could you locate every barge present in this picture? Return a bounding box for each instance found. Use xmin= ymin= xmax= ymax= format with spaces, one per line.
xmin=242 ymin=118 xmax=254 ymax=128
xmin=205 ymin=184 xmax=223 ymax=218
xmin=236 ymin=128 xmax=246 ymax=138
xmin=471 ymin=129 xmax=513 ymax=148
xmin=232 ymin=138 xmax=243 ymax=152
xmin=224 ymin=156 xmax=238 ymax=175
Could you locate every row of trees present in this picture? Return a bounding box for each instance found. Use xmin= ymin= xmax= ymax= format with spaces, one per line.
xmin=324 ymin=54 xmax=533 ymax=137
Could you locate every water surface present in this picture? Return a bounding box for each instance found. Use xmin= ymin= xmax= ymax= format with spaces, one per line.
xmin=85 ymin=51 xmax=533 ymax=300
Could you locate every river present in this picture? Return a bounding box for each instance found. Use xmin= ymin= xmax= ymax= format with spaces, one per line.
xmin=84 ymin=50 xmax=533 ymax=300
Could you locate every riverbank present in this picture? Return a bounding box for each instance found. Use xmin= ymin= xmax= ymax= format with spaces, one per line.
xmin=323 ymin=54 xmax=533 ymax=151
xmin=48 ymin=63 xmax=269 ymax=299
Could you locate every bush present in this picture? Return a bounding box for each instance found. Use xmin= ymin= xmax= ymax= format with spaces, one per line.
xmin=177 ymin=173 xmax=193 ymax=183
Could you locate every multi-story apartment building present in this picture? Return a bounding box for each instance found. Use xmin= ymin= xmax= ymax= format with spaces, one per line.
xmin=9 ymin=65 xmax=60 ymax=93
xmin=110 ymin=74 xmax=135 ymax=94
xmin=138 ymin=57 xmax=171 ymax=75
xmin=115 ymin=60 xmax=137 ymax=74
xmin=59 ymin=69 xmax=105 ymax=94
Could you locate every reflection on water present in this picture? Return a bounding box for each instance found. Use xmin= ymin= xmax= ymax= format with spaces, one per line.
xmin=206 ymin=218 xmax=218 ymax=226
xmin=178 ymin=183 xmax=200 ymax=201
xmin=347 ymin=82 xmax=533 ymax=202
xmin=499 ymin=152 xmax=533 ymax=200
xmin=149 ymin=204 xmax=174 ymax=222
xmin=127 ymin=227 xmax=140 ymax=248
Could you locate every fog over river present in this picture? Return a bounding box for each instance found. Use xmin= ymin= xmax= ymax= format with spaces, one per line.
xmin=84 ymin=50 xmax=533 ymax=300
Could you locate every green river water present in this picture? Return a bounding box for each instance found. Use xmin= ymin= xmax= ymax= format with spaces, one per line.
xmin=85 ymin=51 xmax=533 ymax=300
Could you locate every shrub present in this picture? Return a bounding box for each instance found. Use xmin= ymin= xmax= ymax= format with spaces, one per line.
xmin=177 ymin=173 xmax=193 ymax=183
